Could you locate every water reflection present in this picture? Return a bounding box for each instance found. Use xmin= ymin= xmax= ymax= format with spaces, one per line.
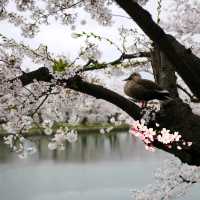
xmin=0 ymin=132 xmax=171 ymax=200
xmin=0 ymin=132 xmax=166 ymax=163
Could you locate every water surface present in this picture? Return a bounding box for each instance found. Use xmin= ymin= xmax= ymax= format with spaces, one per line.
xmin=0 ymin=132 xmax=171 ymax=200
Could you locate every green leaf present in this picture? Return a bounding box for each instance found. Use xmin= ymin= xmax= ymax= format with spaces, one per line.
xmin=52 ymin=58 xmax=68 ymax=73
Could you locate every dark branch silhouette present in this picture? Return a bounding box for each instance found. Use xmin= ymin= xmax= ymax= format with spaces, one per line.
xmin=18 ymin=67 xmax=141 ymax=120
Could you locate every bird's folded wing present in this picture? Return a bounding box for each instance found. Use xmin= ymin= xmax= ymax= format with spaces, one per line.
xmin=136 ymin=79 xmax=162 ymax=90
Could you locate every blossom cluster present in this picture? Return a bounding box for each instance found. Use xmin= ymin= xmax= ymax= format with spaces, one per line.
xmin=99 ymin=126 xmax=114 ymax=134
xmin=42 ymin=119 xmax=54 ymax=135
xmin=132 ymin=158 xmax=200 ymax=200
xmin=130 ymin=119 xmax=192 ymax=152
xmin=3 ymin=134 xmax=37 ymax=159
xmin=48 ymin=127 xmax=78 ymax=150
xmin=161 ymin=0 xmax=200 ymax=55
xmin=0 ymin=0 xmax=114 ymax=37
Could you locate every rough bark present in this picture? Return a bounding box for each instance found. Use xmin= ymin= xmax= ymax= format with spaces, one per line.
xmin=113 ymin=0 xmax=200 ymax=165
xmin=151 ymin=45 xmax=178 ymax=97
xmin=150 ymin=46 xmax=200 ymax=165
xmin=159 ymin=50 xmax=178 ymax=97
xmin=156 ymin=99 xmax=200 ymax=165
xmin=151 ymin=46 xmax=161 ymax=84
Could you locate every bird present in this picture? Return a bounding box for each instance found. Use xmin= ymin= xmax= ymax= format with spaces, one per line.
xmin=123 ymin=72 xmax=171 ymax=107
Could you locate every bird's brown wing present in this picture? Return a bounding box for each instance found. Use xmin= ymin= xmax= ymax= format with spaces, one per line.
xmin=136 ymin=79 xmax=162 ymax=91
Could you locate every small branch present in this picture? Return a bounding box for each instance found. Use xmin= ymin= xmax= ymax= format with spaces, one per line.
xmin=42 ymin=0 xmax=84 ymax=17
xmin=24 ymin=86 xmax=38 ymax=99
xmin=177 ymin=84 xmax=200 ymax=102
xmin=179 ymin=175 xmax=197 ymax=184
xmin=79 ymin=52 xmax=151 ymax=72
xmin=0 ymin=59 xmax=10 ymax=65
xmin=68 ymin=0 xmax=84 ymax=9
xmin=31 ymin=94 xmax=49 ymax=117
xmin=30 ymin=85 xmax=54 ymax=117
xmin=112 ymin=14 xmax=132 ymax=19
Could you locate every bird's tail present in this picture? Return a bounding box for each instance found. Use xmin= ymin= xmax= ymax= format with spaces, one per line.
xmin=156 ymin=90 xmax=173 ymax=100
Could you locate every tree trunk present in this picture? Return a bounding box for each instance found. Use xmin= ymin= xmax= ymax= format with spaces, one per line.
xmin=151 ymin=45 xmax=178 ymax=97
xmin=114 ymin=0 xmax=200 ymax=165
xmin=156 ymin=99 xmax=200 ymax=165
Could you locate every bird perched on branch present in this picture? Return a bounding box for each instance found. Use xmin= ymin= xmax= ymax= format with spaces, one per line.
xmin=123 ymin=72 xmax=171 ymax=107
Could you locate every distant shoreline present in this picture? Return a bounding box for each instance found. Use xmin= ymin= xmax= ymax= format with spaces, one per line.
xmin=0 ymin=123 xmax=130 ymax=137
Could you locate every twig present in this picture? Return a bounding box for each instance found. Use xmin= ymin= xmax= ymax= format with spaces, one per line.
xmin=179 ymin=175 xmax=197 ymax=184
xmin=112 ymin=14 xmax=132 ymax=20
xmin=78 ymin=52 xmax=151 ymax=72
xmin=177 ymin=84 xmax=200 ymax=102
xmin=30 ymin=94 xmax=49 ymax=117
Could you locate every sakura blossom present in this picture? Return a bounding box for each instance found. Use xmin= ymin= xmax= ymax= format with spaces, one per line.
xmin=48 ymin=128 xmax=78 ymax=150
xmin=132 ymin=158 xmax=200 ymax=200
xmin=130 ymin=119 xmax=191 ymax=152
xmin=3 ymin=134 xmax=37 ymax=158
xmin=0 ymin=0 xmax=200 ymax=199
xmin=3 ymin=135 xmax=14 ymax=149
xmin=44 ymin=127 xmax=53 ymax=135
xmin=47 ymin=142 xmax=57 ymax=150
xmin=65 ymin=129 xmax=78 ymax=143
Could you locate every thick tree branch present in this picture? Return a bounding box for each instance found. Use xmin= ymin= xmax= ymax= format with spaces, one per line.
xmin=66 ymin=75 xmax=141 ymax=119
xmin=20 ymin=67 xmax=53 ymax=85
xmin=14 ymin=67 xmax=200 ymax=165
xmin=18 ymin=67 xmax=141 ymax=120
xmin=115 ymin=0 xmax=200 ymax=98
xmin=155 ymin=99 xmax=200 ymax=165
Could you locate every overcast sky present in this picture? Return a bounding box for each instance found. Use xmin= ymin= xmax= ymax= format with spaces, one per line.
xmin=0 ymin=0 xmax=166 ymax=94
xmin=0 ymin=0 xmax=158 ymax=64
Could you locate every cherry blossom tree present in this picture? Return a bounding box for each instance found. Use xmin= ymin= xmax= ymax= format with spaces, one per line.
xmin=0 ymin=0 xmax=200 ymax=169
xmin=1 ymin=0 xmax=200 ymax=199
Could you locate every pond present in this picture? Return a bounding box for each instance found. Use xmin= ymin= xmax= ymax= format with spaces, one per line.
xmin=0 ymin=131 xmax=187 ymax=200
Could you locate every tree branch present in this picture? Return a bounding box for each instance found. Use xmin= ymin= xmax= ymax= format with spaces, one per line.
xmin=80 ymin=52 xmax=150 ymax=72
xmin=115 ymin=0 xmax=200 ymax=98
xmin=65 ymin=75 xmax=141 ymax=119
xmin=19 ymin=67 xmax=53 ymax=85
xmin=177 ymin=84 xmax=200 ymax=103
xmin=14 ymin=67 xmax=200 ymax=165
xmin=18 ymin=67 xmax=141 ymax=120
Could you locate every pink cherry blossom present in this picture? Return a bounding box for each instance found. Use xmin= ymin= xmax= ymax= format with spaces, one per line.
xmin=130 ymin=119 xmax=192 ymax=152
